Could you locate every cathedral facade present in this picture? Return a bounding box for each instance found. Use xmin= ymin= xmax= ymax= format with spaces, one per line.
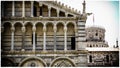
xmin=1 ymin=1 xmax=119 ymax=67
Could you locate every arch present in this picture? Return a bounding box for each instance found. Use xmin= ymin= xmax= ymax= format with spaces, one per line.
xmin=14 ymin=22 xmax=23 ymax=51
xmin=3 ymin=22 xmax=12 ymax=35
xmin=14 ymin=22 xmax=23 ymax=27
xmin=1 ymin=58 xmax=15 ymax=66
xmin=14 ymin=22 xmax=23 ymax=35
xmin=35 ymin=22 xmax=44 ymax=26
xmin=2 ymin=21 xmax=12 ymax=27
xmin=24 ymin=22 xmax=33 ymax=26
xmin=66 ymin=22 xmax=76 ymax=27
xmin=19 ymin=57 xmax=47 ymax=67
xmin=24 ymin=22 xmax=33 ymax=51
xmin=67 ymin=23 xmax=75 ymax=36
xmin=50 ymin=57 xmax=76 ymax=67
xmin=36 ymin=22 xmax=44 ymax=50
xmin=56 ymin=22 xmax=64 ymax=50
xmin=36 ymin=22 xmax=43 ymax=35
xmin=89 ymin=55 xmax=92 ymax=63
xmin=46 ymin=22 xmax=54 ymax=35
xmin=56 ymin=22 xmax=65 ymax=27
xmin=46 ymin=22 xmax=54 ymax=50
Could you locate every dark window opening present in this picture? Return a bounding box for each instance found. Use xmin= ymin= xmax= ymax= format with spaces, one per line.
xmin=90 ymin=45 xmax=92 ymax=47
xmin=71 ymin=37 xmax=75 ymax=50
xmin=89 ymin=55 xmax=92 ymax=62
xmin=39 ymin=6 xmax=42 ymax=16
xmin=33 ymin=6 xmax=37 ymax=17
xmin=100 ymin=37 xmax=102 ymax=41
xmin=59 ymin=11 xmax=65 ymax=17
xmin=106 ymin=55 xmax=109 ymax=62
xmin=95 ymin=33 xmax=98 ymax=36
xmin=68 ymin=14 xmax=73 ymax=17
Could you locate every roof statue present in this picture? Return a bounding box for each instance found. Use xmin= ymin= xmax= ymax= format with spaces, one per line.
xmin=80 ymin=0 xmax=92 ymax=21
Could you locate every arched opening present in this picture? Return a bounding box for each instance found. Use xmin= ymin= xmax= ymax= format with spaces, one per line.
xmin=46 ymin=23 xmax=54 ymax=50
xmin=51 ymin=8 xmax=57 ymax=17
xmin=25 ymin=23 xmax=33 ymax=51
xmin=36 ymin=23 xmax=43 ymax=51
xmin=14 ymin=23 xmax=22 ymax=51
xmin=15 ymin=1 xmax=22 ymax=17
xmin=19 ymin=57 xmax=46 ymax=67
xmin=1 ymin=58 xmax=15 ymax=67
xmin=67 ymin=23 xmax=75 ymax=50
xmin=59 ymin=11 xmax=65 ymax=17
xmin=89 ymin=55 xmax=92 ymax=63
xmin=50 ymin=57 xmax=75 ymax=67
xmin=2 ymin=22 xmax=12 ymax=51
xmin=56 ymin=23 xmax=64 ymax=50
xmin=106 ymin=55 xmax=109 ymax=62
xmin=42 ymin=5 xmax=48 ymax=17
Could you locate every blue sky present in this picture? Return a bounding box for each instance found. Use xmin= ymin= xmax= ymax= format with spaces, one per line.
xmin=57 ymin=0 xmax=119 ymax=47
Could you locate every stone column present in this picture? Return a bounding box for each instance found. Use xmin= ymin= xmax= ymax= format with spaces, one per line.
xmin=32 ymin=26 xmax=36 ymax=51
xmin=21 ymin=26 xmax=26 ymax=51
xmin=65 ymin=13 xmax=68 ymax=17
xmin=48 ymin=7 xmax=51 ymax=17
xmin=12 ymin=1 xmax=15 ymax=17
xmin=22 ymin=1 xmax=25 ymax=17
xmin=64 ymin=26 xmax=67 ymax=51
xmin=11 ymin=26 xmax=15 ymax=51
xmin=43 ymin=26 xmax=46 ymax=51
xmin=31 ymin=1 xmax=34 ymax=17
xmin=57 ymin=10 xmax=59 ymax=17
xmin=54 ymin=25 xmax=57 ymax=51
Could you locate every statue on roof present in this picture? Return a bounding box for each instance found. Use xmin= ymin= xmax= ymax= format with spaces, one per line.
xmin=80 ymin=0 xmax=92 ymax=21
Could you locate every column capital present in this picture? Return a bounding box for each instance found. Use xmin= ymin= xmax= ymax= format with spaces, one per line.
xmin=54 ymin=27 xmax=57 ymax=32
xmin=43 ymin=27 xmax=46 ymax=32
xmin=65 ymin=13 xmax=68 ymax=17
xmin=64 ymin=26 xmax=67 ymax=32
xmin=32 ymin=26 xmax=36 ymax=32
xmin=22 ymin=26 xmax=26 ymax=33
xmin=48 ymin=6 xmax=51 ymax=10
xmin=39 ymin=2 xmax=42 ymax=7
xmin=11 ymin=27 xmax=15 ymax=32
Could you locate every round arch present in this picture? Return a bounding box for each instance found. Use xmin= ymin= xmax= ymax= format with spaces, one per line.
xmin=56 ymin=22 xmax=65 ymax=27
xmin=45 ymin=22 xmax=54 ymax=27
xmin=14 ymin=22 xmax=23 ymax=27
xmin=2 ymin=21 xmax=12 ymax=27
xmin=19 ymin=57 xmax=47 ymax=67
xmin=35 ymin=22 xmax=44 ymax=26
xmin=66 ymin=22 xmax=76 ymax=29
xmin=24 ymin=22 xmax=33 ymax=26
xmin=50 ymin=57 xmax=76 ymax=67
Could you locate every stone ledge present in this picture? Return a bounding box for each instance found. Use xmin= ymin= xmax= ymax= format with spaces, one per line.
xmin=2 ymin=50 xmax=88 ymax=55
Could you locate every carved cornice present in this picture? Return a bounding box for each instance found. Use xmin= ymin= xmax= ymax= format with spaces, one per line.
xmin=2 ymin=17 xmax=78 ymax=21
xmin=2 ymin=50 xmax=88 ymax=55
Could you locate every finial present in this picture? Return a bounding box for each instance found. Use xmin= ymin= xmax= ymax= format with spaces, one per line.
xmin=116 ymin=38 xmax=118 ymax=48
xmin=82 ymin=0 xmax=86 ymax=13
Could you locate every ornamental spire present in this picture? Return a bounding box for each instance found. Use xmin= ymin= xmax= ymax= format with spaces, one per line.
xmin=82 ymin=0 xmax=86 ymax=13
